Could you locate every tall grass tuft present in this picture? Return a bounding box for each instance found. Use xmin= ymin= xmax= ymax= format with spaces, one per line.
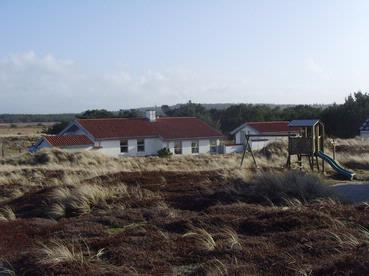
xmin=183 ymin=228 xmax=216 ymax=251
xmin=221 ymin=227 xmax=242 ymax=250
xmin=230 ymin=171 xmax=337 ymax=205
xmin=0 ymin=206 xmax=16 ymax=221
xmin=37 ymin=239 xmax=104 ymax=266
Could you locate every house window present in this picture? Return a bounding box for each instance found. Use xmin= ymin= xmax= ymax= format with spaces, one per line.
xmin=210 ymin=140 xmax=217 ymax=154
xmin=174 ymin=141 xmax=182 ymax=155
xmin=137 ymin=139 xmax=145 ymax=152
xmin=120 ymin=140 xmax=128 ymax=153
xmin=191 ymin=140 xmax=199 ymax=154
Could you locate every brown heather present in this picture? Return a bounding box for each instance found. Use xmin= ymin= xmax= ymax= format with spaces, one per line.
xmin=0 ymin=139 xmax=368 ymax=274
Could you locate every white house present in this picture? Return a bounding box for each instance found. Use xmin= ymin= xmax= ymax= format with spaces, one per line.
xmin=360 ymin=117 xmax=369 ymax=138
xmin=227 ymin=121 xmax=298 ymax=152
xmin=32 ymin=111 xmax=223 ymax=157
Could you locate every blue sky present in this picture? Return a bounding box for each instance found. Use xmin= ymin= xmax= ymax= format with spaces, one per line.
xmin=1 ymin=0 xmax=369 ymax=113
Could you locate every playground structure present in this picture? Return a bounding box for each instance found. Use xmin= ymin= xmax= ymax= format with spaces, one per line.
xmin=240 ymin=119 xmax=355 ymax=180
xmin=287 ymin=119 xmax=325 ymax=172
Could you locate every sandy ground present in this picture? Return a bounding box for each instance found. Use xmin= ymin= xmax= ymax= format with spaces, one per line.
xmin=333 ymin=182 xmax=369 ymax=203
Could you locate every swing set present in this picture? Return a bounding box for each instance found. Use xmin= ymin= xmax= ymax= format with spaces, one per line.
xmin=240 ymin=119 xmax=324 ymax=171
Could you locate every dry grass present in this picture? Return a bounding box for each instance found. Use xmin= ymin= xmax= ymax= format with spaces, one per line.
xmin=0 ymin=206 xmax=16 ymax=221
xmin=47 ymin=184 xmax=118 ymax=218
xmin=0 ymin=166 xmax=368 ymax=275
xmin=37 ymin=239 xmax=104 ymax=266
xmin=225 ymin=170 xmax=337 ymax=206
xmin=183 ymin=228 xmax=217 ymax=251
xmin=0 ymin=138 xmax=368 ymax=274
xmin=221 ymin=227 xmax=242 ymax=250
xmin=197 ymin=258 xmax=228 ymax=276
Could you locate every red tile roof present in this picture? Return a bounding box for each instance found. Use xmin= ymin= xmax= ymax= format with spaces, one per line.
xmin=76 ymin=117 xmax=223 ymax=140
xmin=245 ymin=121 xmax=298 ymax=133
xmin=154 ymin=117 xmax=223 ymax=139
xmin=44 ymin=135 xmax=94 ymax=147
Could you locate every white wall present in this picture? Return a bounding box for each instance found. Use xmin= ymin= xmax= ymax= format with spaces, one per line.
xmin=98 ymin=138 xmax=163 ymax=157
xmin=235 ymin=126 xmax=259 ymax=144
xmin=144 ymin=138 xmax=163 ymax=156
xmin=96 ymin=140 xmax=120 ymax=156
xmin=61 ymin=145 xmax=93 ymax=152
xmin=199 ymin=139 xmax=210 ymax=154
xmin=224 ymin=144 xmax=244 ymax=154
xmin=164 ymin=139 xmax=220 ymax=155
xmin=234 ymin=125 xmax=287 ymax=150
xmin=182 ymin=140 xmax=192 ymax=155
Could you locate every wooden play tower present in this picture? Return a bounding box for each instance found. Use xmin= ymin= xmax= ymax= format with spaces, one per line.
xmin=287 ymin=119 xmax=325 ymax=172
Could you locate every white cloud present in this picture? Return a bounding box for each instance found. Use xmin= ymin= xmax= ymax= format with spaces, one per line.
xmin=0 ymin=52 xmax=259 ymax=113
xmin=304 ymin=57 xmax=331 ymax=80
xmin=0 ymin=52 xmax=357 ymax=113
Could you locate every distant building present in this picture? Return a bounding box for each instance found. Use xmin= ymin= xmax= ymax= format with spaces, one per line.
xmin=31 ymin=111 xmax=223 ymax=156
xmin=360 ymin=117 xmax=369 ymax=138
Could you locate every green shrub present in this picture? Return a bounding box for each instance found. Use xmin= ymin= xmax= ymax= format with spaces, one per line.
xmin=157 ymin=148 xmax=172 ymax=158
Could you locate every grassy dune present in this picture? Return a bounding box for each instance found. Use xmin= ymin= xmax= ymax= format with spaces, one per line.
xmin=0 ymin=142 xmax=368 ymax=275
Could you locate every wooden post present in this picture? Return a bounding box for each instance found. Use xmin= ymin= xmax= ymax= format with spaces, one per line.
xmin=240 ymin=143 xmax=247 ymax=168
xmin=321 ymin=124 xmax=325 ymax=173
xmin=1 ymin=143 xmax=4 ymax=158
xmin=240 ymin=134 xmax=258 ymax=169
xmin=286 ymin=133 xmax=291 ymax=169
xmin=332 ymin=138 xmax=336 ymax=160
xmin=286 ymin=154 xmax=291 ymax=169
xmin=246 ymin=136 xmax=258 ymax=169
xmin=309 ymin=155 xmax=314 ymax=171
xmin=315 ymin=155 xmax=320 ymax=172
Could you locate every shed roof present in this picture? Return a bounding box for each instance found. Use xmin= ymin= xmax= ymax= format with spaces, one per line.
xmin=244 ymin=121 xmax=291 ymax=133
xmin=230 ymin=121 xmax=299 ymax=135
xmin=288 ymin=119 xmax=321 ymax=127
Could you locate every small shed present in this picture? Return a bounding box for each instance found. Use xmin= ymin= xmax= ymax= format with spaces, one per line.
xmin=229 ymin=121 xmax=297 ymax=152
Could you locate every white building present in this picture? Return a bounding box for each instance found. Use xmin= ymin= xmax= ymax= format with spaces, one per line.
xmin=360 ymin=117 xmax=369 ymax=138
xmin=227 ymin=121 xmax=296 ymax=152
xmin=32 ymin=111 xmax=223 ymax=157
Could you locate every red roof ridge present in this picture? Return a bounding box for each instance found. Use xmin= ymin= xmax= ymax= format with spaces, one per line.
xmin=76 ymin=116 xmax=222 ymax=139
xmin=44 ymin=134 xmax=87 ymax=137
xmin=246 ymin=120 xmax=289 ymax=124
xmin=77 ymin=117 xmax=144 ymax=121
xmin=156 ymin=116 xmax=197 ymax=119
xmin=77 ymin=116 xmax=198 ymax=121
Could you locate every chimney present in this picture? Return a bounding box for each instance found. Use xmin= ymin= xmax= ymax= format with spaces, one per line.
xmin=145 ymin=110 xmax=156 ymax=122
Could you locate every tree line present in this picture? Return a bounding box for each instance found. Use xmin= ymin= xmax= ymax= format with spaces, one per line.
xmin=3 ymin=92 xmax=368 ymax=138
xmin=161 ymin=92 xmax=369 ymax=138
